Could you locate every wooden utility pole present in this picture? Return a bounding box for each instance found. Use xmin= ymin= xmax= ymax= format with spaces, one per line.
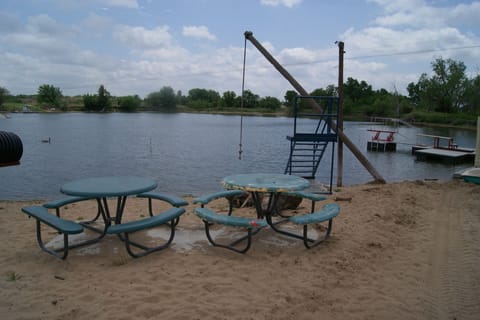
xmin=244 ymin=31 xmax=385 ymax=184
xmin=476 ymin=116 xmax=480 ymax=168
xmin=336 ymin=41 xmax=344 ymax=187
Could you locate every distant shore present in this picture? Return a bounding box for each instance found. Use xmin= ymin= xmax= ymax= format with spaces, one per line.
xmin=4 ymin=108 xmax=477 ymax=131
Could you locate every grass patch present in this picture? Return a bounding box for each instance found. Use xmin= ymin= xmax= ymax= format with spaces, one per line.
xmin=6 ymin=271 xmax=21 ymax=282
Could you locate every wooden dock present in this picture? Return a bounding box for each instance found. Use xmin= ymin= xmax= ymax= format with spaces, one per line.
xmin=412 ymin=134 xmax=475 ymax=163
xmin=414 ymin=148 xmax=475 ymax=163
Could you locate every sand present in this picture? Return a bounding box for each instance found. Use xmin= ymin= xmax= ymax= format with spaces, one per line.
xmin=1 ymin=179 xmax=479 ymax=320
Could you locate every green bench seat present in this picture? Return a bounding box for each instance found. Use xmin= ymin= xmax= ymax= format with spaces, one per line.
xmin=136 ymin=191 xmax=188 ymax=227
xmin=283 ymin=191 xmax=327 ymax=202
xmin=43 ymin=196 xmax=95 ymax=211
xmin=195 ymin=207 xmax=267 ymax=228
xmin=22 ymin=205 xmax=83 ymax=234
xmin=289 ymin=203 xmax=340 ymax=225
xmin=281 ymin=191 xmax=327 ymax=212
xmin=22 ymin=203 xmax=186 ymax=259
xmin=193 ymin=189 xmax=248 ymax=217
xmin=136 ymin=191 xmax=188 ymax=208
xmin=192 ymin=189 xmax=247 ymax=206
xmin=21 ymin=206 xmax=84 ymax=259
xmin=108 ymin=208 xmax=185 ymax=234
xmin=107 ymin=207 xmax=185 ymax=258
xmin=43 ymin=196 xmax=102 ymax=228
xmin=193 ymin=190 xmax=267 ymax=253
xmin=193 ymin=190 xmax=263 ymax=253
xmin=287 ymin=203 xmax=340 ymax=249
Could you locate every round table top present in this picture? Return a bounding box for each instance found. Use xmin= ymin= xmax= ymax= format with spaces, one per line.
xmin=222 ymin=173 xmax=309 ymax=193
xmin=61 ymin=176 xmax=157 ymax=197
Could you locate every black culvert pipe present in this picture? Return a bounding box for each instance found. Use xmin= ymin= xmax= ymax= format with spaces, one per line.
xmin=0 ymin=131 xmax=23 ymax=167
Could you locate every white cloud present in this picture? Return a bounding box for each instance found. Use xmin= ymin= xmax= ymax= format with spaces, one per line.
xmin=50 ymin=0 xmax=139 ymax=10
xmin=82 ymin=13 xmax=113 ymax=33
xmin=100 ymin=0 xmax=139 ymax=9
xmin=0 ymin=14 xmax=82 ymax=63
xmin=336 ymin=0 xmax=480 ymax=95
xmin=279 ymin=47 xmax=318 ymax=64
xmin=446 ymin=2 xmax=480 ymax=27
xmin=341 ymin=25 xmax=479 ymax=64
xmin=182 ymin=26 xmax=217 ymax=41
xmin=0 ymin=11 xmax=22 ymax=34
xmin=371 ymin=0 xmax=480 ymax=29
xmin=260 ymin=0 xmax=302 ymax=8
xmin=26 ymin=14 xmax=74 ymax=37
xmin=113 ymin=25 xmax=172 ymax=49
xmin=1 ymin=0 xmax=479 ymax=100
xmin=368 ymin=0 xmax=424 ymax=13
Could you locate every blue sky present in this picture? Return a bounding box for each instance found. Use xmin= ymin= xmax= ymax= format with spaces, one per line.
xmin=1 ymin=0 xmax=479 ymax=99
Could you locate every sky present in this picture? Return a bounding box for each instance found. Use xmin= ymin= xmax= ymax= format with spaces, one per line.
xmin=1 ymin=0 xmax=479 ymax=99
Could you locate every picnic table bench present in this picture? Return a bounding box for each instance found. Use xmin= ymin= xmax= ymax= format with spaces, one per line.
xmin=193 ymin=184 xmax=341 ymax=252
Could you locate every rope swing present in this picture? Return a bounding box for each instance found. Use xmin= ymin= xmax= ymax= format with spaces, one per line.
xmin=238 ymin=36 xmax=248 ymax=160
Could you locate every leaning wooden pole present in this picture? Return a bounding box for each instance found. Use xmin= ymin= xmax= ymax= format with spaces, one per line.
xmin=244 ymin=31 xmax=386 ymax=183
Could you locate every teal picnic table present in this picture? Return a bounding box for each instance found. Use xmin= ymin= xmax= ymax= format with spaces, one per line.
xmin=61 ymin=176 xmax=157 ymax=233
xmin=194 ymin=173 xmax=338 ymax=252
xmin=222 ymin=173 xmax=309 ymax=220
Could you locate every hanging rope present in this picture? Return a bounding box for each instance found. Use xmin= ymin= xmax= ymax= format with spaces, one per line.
xmin=238 ymin=36 xmax=248 ymax=160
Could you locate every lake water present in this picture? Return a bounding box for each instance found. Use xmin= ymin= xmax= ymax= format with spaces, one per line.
xmin=0 ymin=113 xmax=476 ymax=200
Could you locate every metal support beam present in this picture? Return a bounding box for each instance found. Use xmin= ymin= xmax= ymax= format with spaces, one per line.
xmin=244 ymin=31 xmax=385 ymax=184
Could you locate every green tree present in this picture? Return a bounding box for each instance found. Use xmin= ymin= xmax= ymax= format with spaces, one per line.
xmin=284 ymin=90 xmax=297 ymax=107
xmin=406 ymin=81 xmax=421 ymax=107
xmin=344 ymin=78 xmax=374 ymax=103
xmin=82 ymin=85 xmax=112 ymax=112
xmin=366 ymin=89 xmax=396 ymax=117
xmin=343 ymin=77 xmax=375 ymax=115
xmin=407 ymin=57 xmax=468 ymax=113
xmin=308 ymin=86 xmax=339 ymax=111
xmin=310 ymin=85 xmax=337 ymax=97
xmin=258 ymin=96 xmax=281 ymax=110
xmin=158 ymin=86 xmax=176 ymax=111
xmin=431 ymin=57 xmax=467 ymax=112
xmin=187 ymin=88 xmax=220 ymax=109
xmin=145 ymin=91 xmax=162 ymax=109
xmin=464 ymin=74 xmax=480 ymax=114
xmin=37 ymin=84 xmax=63 ymax=109
xmin=221 ymin=91 xmax=237 ymax=108
xmin=175 ymin=90 xmax=186 ymax=105
xmin=0 ymin=87 xmax=9 ymax=108
xmin=240 ymin=90 xmax=259 ymax=108
xmin=145 ymin=86 xmax=176 ymax=111
xmin=117 ymin=95 xmax=141 ymax=112
xmin=83 ymin=94 xmax=98 ymax=111
xmin=97 ymin=85 xmax=111 ymax=112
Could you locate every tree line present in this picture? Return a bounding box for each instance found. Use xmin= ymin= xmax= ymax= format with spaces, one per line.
xmin=1 ymin=57 xmax=478 ymax=124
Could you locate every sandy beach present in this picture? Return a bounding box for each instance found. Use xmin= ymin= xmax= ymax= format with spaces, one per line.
xmin=1 ymin=179 xmax=479 ymax=320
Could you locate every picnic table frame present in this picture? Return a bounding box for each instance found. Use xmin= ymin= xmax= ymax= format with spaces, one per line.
xmin=222 ymin=173 xmax=310 ymax=224
xmin=61 ymin=176 xmax=157 ymax=235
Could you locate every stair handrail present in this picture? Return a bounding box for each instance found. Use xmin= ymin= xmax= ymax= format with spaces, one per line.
xmin=293 ymin=95 xmax=339 ymax=137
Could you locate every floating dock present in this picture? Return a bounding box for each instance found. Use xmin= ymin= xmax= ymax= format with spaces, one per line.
xmin=366 ymin=129 xmax=397 ymax=152
xmin=412 ymin=134 xmax=475 ymax=163
xmin=415 ymin=148 xmax=475 ymax=163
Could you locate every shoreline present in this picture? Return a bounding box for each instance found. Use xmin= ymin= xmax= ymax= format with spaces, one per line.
xmin=3 ymin=109 xmax=477 ymax=131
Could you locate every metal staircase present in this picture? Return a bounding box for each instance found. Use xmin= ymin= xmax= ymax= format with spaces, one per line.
xmin=284 ymin=96 xmax=339 ymax=181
